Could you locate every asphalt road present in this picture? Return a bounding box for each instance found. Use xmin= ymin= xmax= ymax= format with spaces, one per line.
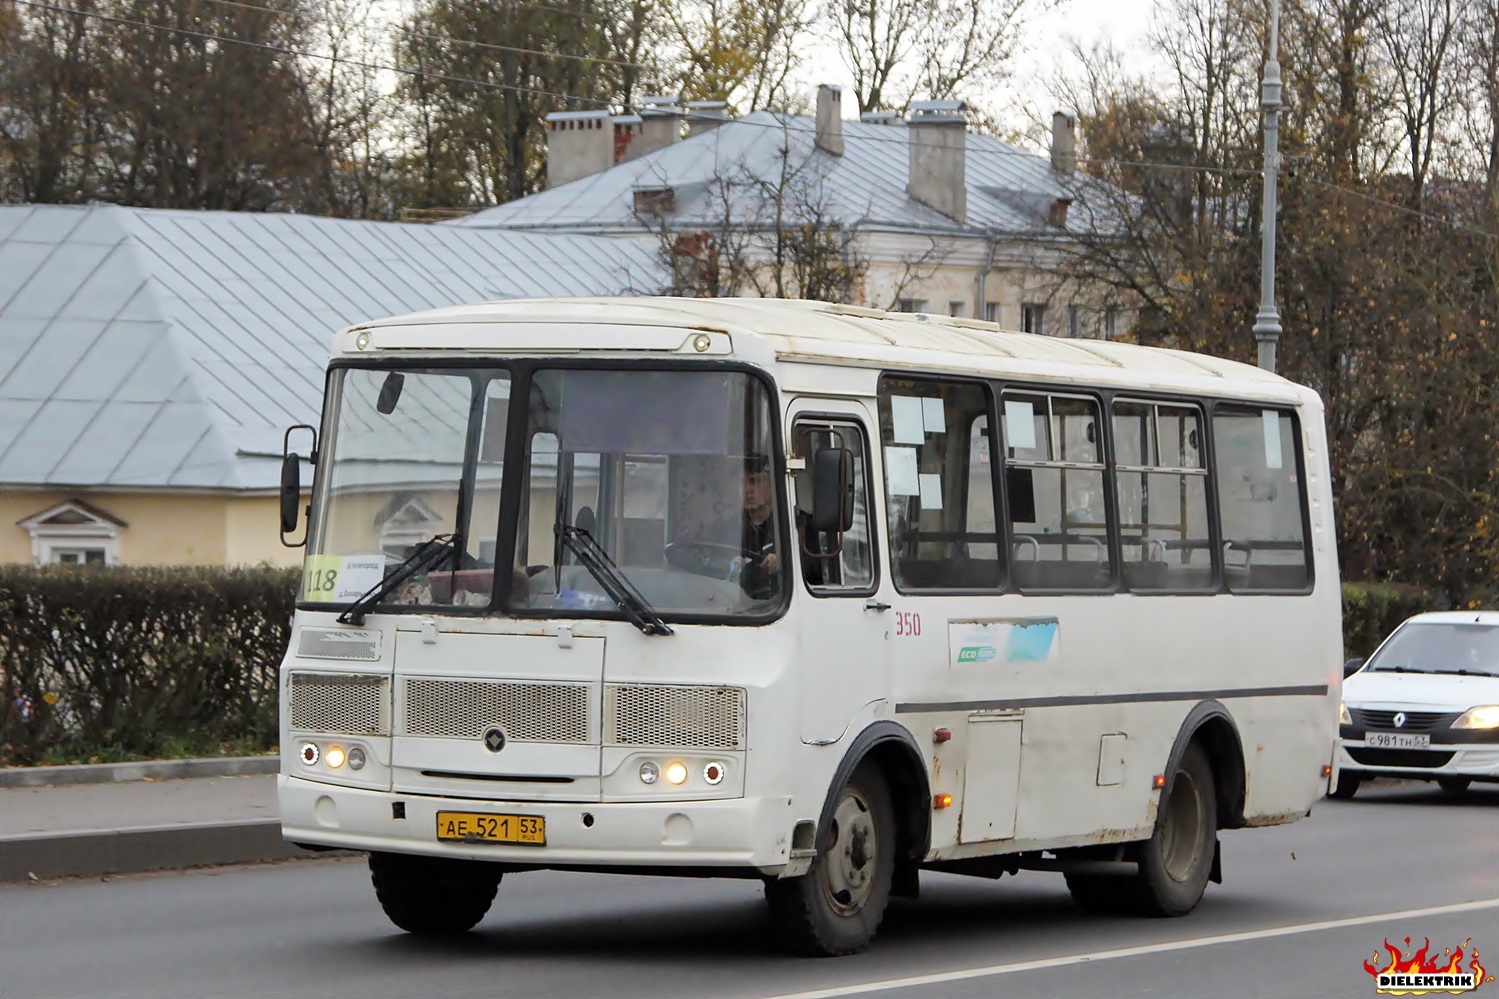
xmin=2 ymin=781 xmax=1496 ymax=999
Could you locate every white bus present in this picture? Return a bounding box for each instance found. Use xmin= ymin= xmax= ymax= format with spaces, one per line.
xmin=277 ymin=297 xmax=1342 ymax=955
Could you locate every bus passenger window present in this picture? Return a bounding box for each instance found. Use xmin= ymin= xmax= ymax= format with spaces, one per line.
xmin=1214 ymin=407 xmax=1309 ymax=591
xmin=1003 ymin=392 xmax=1112 ymax=590
xmin=878 ymin=378 xmax=1001 ymax=591
xmin=1113 ymin=401 xmax=1212 ymax=591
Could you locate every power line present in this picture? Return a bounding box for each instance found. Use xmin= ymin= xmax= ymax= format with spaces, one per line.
xmin=193 ymin=0 xmax=653 ymax=71
xmin=8 ymin=0 xmax=1274 ymax=180
xmin=1301 ymin=176 xmax=1498 ymax=242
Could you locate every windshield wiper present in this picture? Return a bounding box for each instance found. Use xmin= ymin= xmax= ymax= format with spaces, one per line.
xmin=1369 ymin=665 xmax=1432 ymax=673
xmin=556 ymin=525 xmax=673 ymax=637
xmin=337 ymin=533 xmax=456 ymax=626
xmin=1427 ymin=668 xmax=1498 ymax=677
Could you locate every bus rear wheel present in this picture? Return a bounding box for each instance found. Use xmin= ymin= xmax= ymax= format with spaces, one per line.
xmin=369 ymin=852 xmax=502 ymax=935
xmin=765 ymin=764 xmax=895 ymax=956
xmin=1066 ymin=742 xmax=1218 ymax=918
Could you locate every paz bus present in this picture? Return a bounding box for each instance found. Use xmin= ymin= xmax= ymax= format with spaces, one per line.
xmin=276 ymin=297 xmax=1341 ymax=956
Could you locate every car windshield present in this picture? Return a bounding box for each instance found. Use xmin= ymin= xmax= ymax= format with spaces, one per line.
xmin=301 ymin=366 xmax=511 ymax=610
xmin=1366 ymin=622 xmax=1499 ymax=675
xmin=509 ymin=368 xmax=785 ymax=620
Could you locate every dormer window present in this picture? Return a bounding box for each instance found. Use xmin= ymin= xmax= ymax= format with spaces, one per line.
xmin=17 ymin=499 xmax=126 ymax=566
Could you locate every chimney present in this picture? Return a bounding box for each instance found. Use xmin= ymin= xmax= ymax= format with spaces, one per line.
xmin=627 ymin=95 xmax=684 ymax=160
xmin=545 ymin=110 xmax=614 ymax=188
xmin=612 ymin=115 xmax=643 ymax=163
xmin=815 ymin=84 xmax=844 ymax=156
xmin=1050 ymin=111 xmax=1077 ymax=176
xmin=906 ymin=100 xmax=969 ymax=223
xmin=860 ymin=111 xmax=905 ymax=127
xmin=685 ymin=100 xmax=729 ymax=138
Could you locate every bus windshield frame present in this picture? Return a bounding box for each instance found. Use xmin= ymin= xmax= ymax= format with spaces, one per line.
xmin=297 ymin=358 xmax=789 ymax=626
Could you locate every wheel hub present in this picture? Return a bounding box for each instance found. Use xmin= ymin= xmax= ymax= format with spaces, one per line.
xmin=822 ymin=789 xmax=878 ymax=915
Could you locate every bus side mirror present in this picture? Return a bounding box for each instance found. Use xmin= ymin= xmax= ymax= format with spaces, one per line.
xmin=811 ymin=447 xmax=854 ymax=534
xmin=280 ymin=424 xmax=317 ymax=548
xmin=1342 ymin=657 xmax=1364 ymax=678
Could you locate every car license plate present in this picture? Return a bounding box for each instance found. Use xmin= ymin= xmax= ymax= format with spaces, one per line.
xmin=436 ymin=811 xmax=545 ymax=846
xmin=1366 ymin=732 xmax=1431 ymax=749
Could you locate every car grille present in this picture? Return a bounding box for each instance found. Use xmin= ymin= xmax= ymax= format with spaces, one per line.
xmin=605 ymin=684 xmax=745 ymax=749
xmin=1348 ymin=709 xmax=1459 ymax=732
xmin=402 ymin=678 xmax=591 ymax=743
xmin=288 ymin=672 xmax=389 ymax=735
xmin=1345 ymin=748 xmax=1455 ymax=768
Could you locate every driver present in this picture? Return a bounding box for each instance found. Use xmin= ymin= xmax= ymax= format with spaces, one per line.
xmin=731 ymin=453 xmax=780 ymax=600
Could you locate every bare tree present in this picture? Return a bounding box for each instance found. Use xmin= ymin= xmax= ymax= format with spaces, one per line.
xmin=1375 ymin=0 xmax=1460 ymax=202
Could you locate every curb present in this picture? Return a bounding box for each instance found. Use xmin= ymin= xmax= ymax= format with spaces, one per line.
xmin=0 ymin=756 xmax=278 ymax=789
xmin=0 ymin=820 xmax=349 ymax=883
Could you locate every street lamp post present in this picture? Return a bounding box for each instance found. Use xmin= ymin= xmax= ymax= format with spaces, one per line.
xmin=1253 ymin=0 xmax=1283 ymax=373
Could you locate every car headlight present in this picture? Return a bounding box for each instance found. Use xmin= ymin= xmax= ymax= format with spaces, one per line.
xmin=1452 ymin=705 xmax=1499 ymax=730
xmin=1339 ymin=702 xmax=1351 ymax=725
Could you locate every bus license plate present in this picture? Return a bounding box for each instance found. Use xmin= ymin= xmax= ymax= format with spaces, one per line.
xmin=1366 ymin=732 xmax=1430 ymax=749
xmin=436 ymin=811 xmax=546 ymax=846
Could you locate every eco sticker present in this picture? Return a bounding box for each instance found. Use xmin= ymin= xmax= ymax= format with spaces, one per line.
xmin=949 ymin=618 xmax=1060 ymax=668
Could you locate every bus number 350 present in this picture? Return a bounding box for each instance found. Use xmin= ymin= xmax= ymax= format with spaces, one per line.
xmin=894 ymin=611 xmax=921 ymax=637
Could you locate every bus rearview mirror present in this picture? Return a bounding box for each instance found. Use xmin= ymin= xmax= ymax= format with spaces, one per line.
xmin=280 ymin=453 xmax=301 ymax=534
xmin=812 ymin=447 xmax=854 ymax=534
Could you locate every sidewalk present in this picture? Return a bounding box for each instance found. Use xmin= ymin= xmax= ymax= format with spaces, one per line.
xmin=0 ymin=759 xmax=336 ymax=883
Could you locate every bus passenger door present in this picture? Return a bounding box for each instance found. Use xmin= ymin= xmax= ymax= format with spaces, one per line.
xmin=788 ymin=407 xmax=890 ymax=744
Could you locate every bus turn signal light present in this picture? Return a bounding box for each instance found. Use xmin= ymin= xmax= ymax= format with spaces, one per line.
xmin=1321 ymin=764 xmax=1333 ymax=777
xmin=933 ymin=727 xmax=952 ymax=744
xmin=1153 ymin=774 xmax=1167 ymax=788
xmin=933 ymin=793 xmax=953 ymax=809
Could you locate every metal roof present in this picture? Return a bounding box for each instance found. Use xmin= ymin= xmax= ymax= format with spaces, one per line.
xmin=0 ymin=204 xmax=667 ymax=492
xmin=452 ymin=110 xmax=1111 ymax=236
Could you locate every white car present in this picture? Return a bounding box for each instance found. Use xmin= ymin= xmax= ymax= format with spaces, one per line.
xmin=1335 ymin=611 xmax=1499 ymax=798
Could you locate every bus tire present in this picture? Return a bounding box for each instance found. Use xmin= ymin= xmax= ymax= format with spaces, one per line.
xmin=1133 ymin=741 xmax=1218 ymax=916
xmin=765 ymin=763 xmax=895 ymax=956
xmin=1329 ymin=772 xmax=1362 ymax=799
xmin=369 ymin=852 xmax=502 ymax=935
xmin=1438 ymin=777 xmax=1471 ymax=794
xmin=1062 ymin=872 xmax=1137 ymax=915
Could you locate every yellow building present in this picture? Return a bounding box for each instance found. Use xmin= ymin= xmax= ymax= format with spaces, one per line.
xmin=0 ymin=204 xmax=666 ymax=567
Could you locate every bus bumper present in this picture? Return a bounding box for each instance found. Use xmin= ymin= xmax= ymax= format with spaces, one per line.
xmin=278 ymin=775 xmax=794 ymax=872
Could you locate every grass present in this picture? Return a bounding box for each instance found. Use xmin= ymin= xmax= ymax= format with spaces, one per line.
xmin=24 ymin=735 xmax=276 ymax=768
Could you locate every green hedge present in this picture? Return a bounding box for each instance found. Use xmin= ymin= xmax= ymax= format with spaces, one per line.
xmin=1341 ymin=581 xmax=1447 ymax=661
xmin=0 ymin=565 xmax=297 ymax=766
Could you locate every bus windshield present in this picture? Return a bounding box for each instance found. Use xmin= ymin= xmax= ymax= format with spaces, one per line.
xmin=510 ymin=368 xmax=784 ymax=621
xmin=300 ymin=364 xmax=785 ymax=622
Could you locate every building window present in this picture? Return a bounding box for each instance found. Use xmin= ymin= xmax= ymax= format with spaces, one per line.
xmin=948 ymin=300 xmax=965 ymax=317
xmin=1068 ymin=305 xmax=1082 ymax=338
xmin=984 ymin=302 xmax=1000 ymax=324
xmin=896 ymin=298 xmax=927 ymax=313
xmin=1022 ymin=303 xmax=1046 ymax=335
xmin=17 ymin=499 xmax=124 ymax=566
xmin=1104 ymin=308 xmax=1119 ymax=340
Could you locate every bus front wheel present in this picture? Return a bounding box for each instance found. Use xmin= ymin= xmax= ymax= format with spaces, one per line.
xmin=369 ymin=852 xmax=502 ymax=935
xmin=1066 ymin=741 xmax=1218 ymax=918
xmin=765 ymin=764 xmax=896 ymax=956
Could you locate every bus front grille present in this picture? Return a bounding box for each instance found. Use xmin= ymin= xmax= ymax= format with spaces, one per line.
xmin=289 ymin=672 xmax=389 ymax=735
xmin=605 ymin=684 xmax=745 ymax=749
xmin=402 ymin=679 xmax=591 ymax=743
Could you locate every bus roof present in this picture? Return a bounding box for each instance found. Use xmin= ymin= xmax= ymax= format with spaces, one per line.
xmin=345 ymin=296 xmax=1313 ymax=404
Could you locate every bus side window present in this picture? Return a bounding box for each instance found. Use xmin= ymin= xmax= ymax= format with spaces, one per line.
xmin=1002 ymin=392 xmax=1112 ymax=590
xmin=793 ymin=421 xmax=875 ymax=592
xmin=1213 ymin=406 xmax=1309 ymax=591
xmin=1113 ymin=401 xmax=1213 ymax=592
xmin=877 ymin=378 xmax=1001 ymax=591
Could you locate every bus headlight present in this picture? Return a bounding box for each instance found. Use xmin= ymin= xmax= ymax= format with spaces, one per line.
xmin=665 ymin=761 xmax=689 ymax=785
xmin=1453 ymin=705 xmax=1499 ymax=730
xmin=346 ymin=746 xmax=367 ymax=771
xmin=1339 ymin=702 xmax=1351 ymax=725
xmin=638 ymin=761 xmax=660 ymax=784
xmin=325 ymin=745 xmax=346 ymax=769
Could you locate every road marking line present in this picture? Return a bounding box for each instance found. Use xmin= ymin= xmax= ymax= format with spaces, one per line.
xmin=752 ymin=898 xmax=1499 ymax=999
